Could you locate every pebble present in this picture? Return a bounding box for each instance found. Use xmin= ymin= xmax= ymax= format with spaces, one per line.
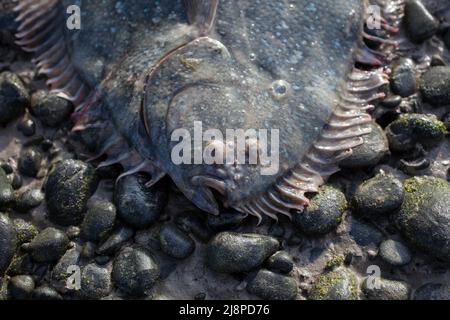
xmin=390 ymin=58 xmax=417 ymax=97
xmin=18 ymin=147 xmax=42 ymax=178
xmin=13 ymin=218 xmax=37 ymax=245
xmin=11 ymin=173 xmax=22 ymax=190
xmin=396 ymin=176 xmax=450 ymax=261
xmin=206 ymin=232 xmax=279 ymax=273
xmin=385 ymin=113 xmax=447 ymax=152
xmin=352 ymin=172 xmax=404 ymax=217
xmin=266 ymin=251 xmax=294 ymax=274
xmin=0 ymin=214 xmax=16 ymax=275
xmin=420 ymin=66 xmax=450 ymax=106
xmin=30 ymin=90 xmax=73 ymax=127
xmin=8 ymin=275 xmax=35 ymax=300
xmin=247 ymin=269 xmax=298 ymax=300
xmin=414 ymin=283 xmax=450 ymax=300
xmin=348 ymin=218 xmax=384 ymax=247
xmin=309 ymin=267 xmax=359 ymax=300
xmin=112 ymin=247 xmax=160 ymax=296
xmin=404 ymin=0 xmax=439 ymax=43
xmin=32 ymin=285 xmax=63 ymax=300
xmin=159 ymin=223 xmax=195 ymax=259
xmin=0 ymin=161 xmax=13 ymax=175
xmin=81 ymin=263 xmax=112 ymax=299
xmin=14 ymin=189 xmax=44 ymax=213
xmin=381 ymin=95 xmax=402 ymax=109
xmin=340 ymin=122 xmax=389 ymax=168
xmin=361 ymin=277 xmax=410 ymax=300
xmin=0 ymin=168 xmax=14 ymax=209
xmin=28 ymin=227 xmax=69 ymax=263
xmin=0 ymin=72 xmax=29 ymax=126
xmin=114 ymin=173 xmax=167 ymax=229
xmin=17 ymin=118 xmax=36 ymax=137
xmin=52 ymin=247 xmax=80 ymax=285
xmin=96 ymin=226 xmax=133 ymax=256
xmin=45 ymin=160 xmax=98 ymax=226
xmin=80 ymin=200 xmax=116 ymax=242
xmin=379 ymin=239 xmax=412 ymax=266
xmin=293 ymin=185 xmax=347 ymax=235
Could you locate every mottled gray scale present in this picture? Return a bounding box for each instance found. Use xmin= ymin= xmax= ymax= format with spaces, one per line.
xmin=65 ymin=0 xmax=366 ymax=209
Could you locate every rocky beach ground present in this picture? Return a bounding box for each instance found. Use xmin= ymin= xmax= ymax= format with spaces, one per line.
xmin=0 ymin=0 xmax=450 ymax=300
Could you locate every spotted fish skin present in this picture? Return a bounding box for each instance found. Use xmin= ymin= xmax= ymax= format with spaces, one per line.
xmin=10 ymin=0 xmax=404 ymax=220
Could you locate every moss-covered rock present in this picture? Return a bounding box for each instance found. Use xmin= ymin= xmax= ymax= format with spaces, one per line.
xmin=386 ymin=114 xmax=447 ymax=152
xmin=45 ymin=160 xmax=99 ymax=226
xmin=396 ymin=176 xmax=450 ymax=262
xmin=309 ymin=267 xmax=359 ymax=300
xmin=293 ymin=185 xmax=347 ymax=235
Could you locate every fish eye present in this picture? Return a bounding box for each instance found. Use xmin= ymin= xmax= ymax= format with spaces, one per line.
xmin=270 ymin=80 xmax=290 ymax=100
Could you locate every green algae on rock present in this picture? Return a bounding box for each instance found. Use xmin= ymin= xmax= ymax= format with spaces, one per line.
xmin=293 ymin=185 xmax=347 ymax=235
xmin=385 ymin=113 xmax=447 ymax=152
xmin=396 ymin=176 xmax=450 ymax=262
xmin=309 ymin=267 xmax=359 ymax=300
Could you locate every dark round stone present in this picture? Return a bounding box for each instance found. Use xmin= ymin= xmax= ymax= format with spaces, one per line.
xmin=396 ymin=176 xmax=450 ymax=262
xmin=206 ymin=232 xmax=279 ymax=273
xmin=112 ymin=247 xmax=160 ymax=296
xmin=266 ymin=251 xmax=294 ymax=274
xmin=45 ymin=160 xmax=98 ymax=226
xmin=362 ymin=277 xmax=410 ymax=300
xmin=159 ymin=223 xmax=195 ymax=259
xmin=0 ymin=214 xmax=16 ymax=275
xmin=385 ymin=113 xmax=447 ymax=152
xmin=340 ymin=122 xmax=389 ymax=168
xmin=381 ymin=95 xmax=402 ymax=109
xmin=8 ymin=275 xmax=35 ymax=300
xmin=80 ymin=200 xmax=116 ymax=242
xmin=96 ymin=226 xmax=134 ymax=256
xmin=30 ymin=90 xmax=73 ymax=127
xmin=0 ymin=161 xmax=13 ymax=175
xmin=353 ymin=172 xmax=404 ymax=217
xmin=114 ymin=173 xmax=167 ymax=229
xmin=293 ymin=185 xmax=347 ymax=235
xmin=80 ymin=263 xmax=112 ymax=299
xmin=0 ymin=72 xmax=29 ymax=126
xmin=14 ymin=189 xmax=44 ymax=213
xmin=247 ymin=269 xmax=298 ymax=300
xmin=17 ymin=118 xmax=36 ymax=137
xmin=390 ymin=58 xmax=417 ymax=97
xmin=420 ymin=66 xmax=450 ymax=106
xmin=379 ymin=239 xmax=412 ymax=266
xmin=18 ymin=147 xmax=42 ymax=178
xmin=348 ymin=218 xmax=384 ymax=247
xmin=11 ymin=173 xmax=23 ymax=190
xmin=404 ymin=0 xmax=438 ymax=43
xmin=28 ymin=227 xmax=69 ymax=263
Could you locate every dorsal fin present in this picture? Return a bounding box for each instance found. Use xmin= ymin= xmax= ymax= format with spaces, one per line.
xmin=183 ymin=0 xmax=219 ymax=34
